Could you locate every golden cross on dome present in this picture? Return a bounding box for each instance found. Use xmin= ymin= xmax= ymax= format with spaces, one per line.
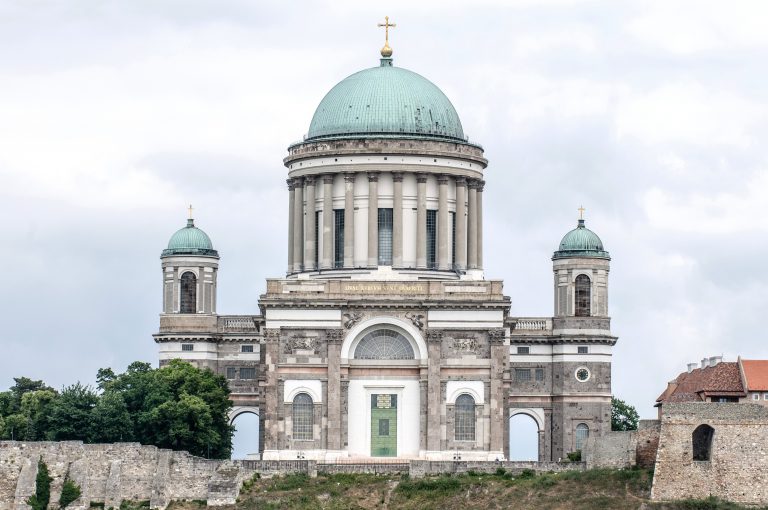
xmin=378 ymin=16 xmax=396 ymax=57
xmin=188 ymin=204 xmax=194 ymax=219
xmin=578 ymin=205 xmax=585 ymax=220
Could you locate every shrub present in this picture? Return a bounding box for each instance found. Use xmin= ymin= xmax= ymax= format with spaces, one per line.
xmin=566 ymin=450 xmax=582 ymax=462
xmin=59 ymin=478 xmax=82 ymax=508
xmin=26 ymin=458 xmax=51 ymax=510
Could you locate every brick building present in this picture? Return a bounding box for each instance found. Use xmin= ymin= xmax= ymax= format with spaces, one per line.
xmin=153 ymin=38 xmax=618 ymax=461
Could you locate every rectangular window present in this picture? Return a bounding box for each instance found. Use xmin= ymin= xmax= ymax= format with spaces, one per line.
xmin=426 ymin=209 xmax=437 ymax=269
xmin=517 ymin=346 xmax=530 ymax=355
xmin=535 ymin=368 xmax=545 ymax=381
xmin=241 ymin=345 xmax=254 ymax=353
xmin=239 ymin=367 xmax=256 ymax=380
xmin=315 ymin=210 xmax=320 ymax=269
xmin=181 ymin=344 xmax=194 ymax=352
xmin=451 ymin=211 xmax=456 ymax=269
xmin=515 ymin=369 xmax=531 ymax=382
xmin=577 ymin=346 xmax=589 ymax=354
xmin=333 ymin=209 xmax=345 ymax=268
xmin=226 ymin=367 xmax=236 ymax=379
xmin=378 ymin=208 xmax=393 ymax=265
xmin=764 ymin=393 xmax=768 ymax=400
xmin=379 ymin=419 xmax=390 ymax=436
xmin=754 ymin=393 xmax=761 ymax=400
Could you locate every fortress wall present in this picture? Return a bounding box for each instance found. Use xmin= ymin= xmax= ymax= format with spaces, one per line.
xmin=651 ymin=403 xmax=768 ymax=505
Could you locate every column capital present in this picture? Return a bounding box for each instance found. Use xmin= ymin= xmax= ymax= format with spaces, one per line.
xmin=392 ymin=172 xmax=404 ymax=183
xmin=304 ymin=175 xmax=315 ymax=186
xmin=264 ymin=328 xmax=281 ymax=342
xmin=488 ymin=329 xmax=506 ymax=343
xmin=425 ymin=329 xmax=444 ymax=343
xmin=287 ymin=178 xmax=295 ymax=191
xmin=344 ymin=173 xmax=356 ymax=184
xmin=293 ymin=177 xmax=304 ymax=188
xmin=455 ymin=176 xmax=467 ymax=186
xmin=437 ymin=174 xmax=450 ymax=185
xmin=368 ymin=171 xmax=379 ymax=182
xmin=416 ymin=172 xmax=428 ymax=184
xmin=476 ymin=179 xmax=486 ymax=192
xmin=323 ymin=174 xmax=334 ymax=184
xmin=325 ymin=329 xmax=345 ymax=344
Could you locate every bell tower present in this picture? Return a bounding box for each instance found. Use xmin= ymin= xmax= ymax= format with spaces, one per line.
xmin=552 ymin=212 xmax=610 ymax=318
xmin=160 ymin=212 xmax=219 ymax=315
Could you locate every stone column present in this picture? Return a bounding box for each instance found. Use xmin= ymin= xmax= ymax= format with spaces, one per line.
xmin=455 ymin=177 xmax=467 ymax=271
xmin=467 ymin=179 xmax=478 ymax=270
xmin=367 ymin=172 xmax=379 ymax=268
xmin=325 ymin=329 xmax=344 ymax=450
xmin=343 ymin=173 xmax=355 ymax=268
xmin=426 ymin=329 xmax=443 ymax=451
xmin=392 ymin=172 xmax=404 ymax=267
xmin=292 ymin=178 xmax=304 ymax=272
xmin=477 ymin=180 xmax=485 ymax=270
xmin=263 ymin=329 xmax=281 ymax=451
xmin=321 ymin=175 xmax=333 ymax=269
xmin=287 ymin=179 xmax=295 ymax=274
xmin=416 ymin=173 xmax=428 ymax=269
xmin=304 ymin=176 xmax=316 ymax=271
xmin=437 ymin=175 xmax=450 ymax=270
xmin=489 ymin=329 xmax=506 ymax=454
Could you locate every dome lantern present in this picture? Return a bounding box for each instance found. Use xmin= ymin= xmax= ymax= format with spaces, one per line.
xmin=553 ymin=218 xmax=610 ymax=260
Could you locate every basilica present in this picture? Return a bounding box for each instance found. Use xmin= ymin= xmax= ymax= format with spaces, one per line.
xmin=154 ymin=28 xmax=617 ymax=462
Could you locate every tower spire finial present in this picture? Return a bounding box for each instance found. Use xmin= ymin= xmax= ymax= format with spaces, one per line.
xmin=188 ymin=204 xmax=194 ymax=219
xmin=578 ymin=205 xmax=585 ymax=220
xmin=377 ymin=16 xmax=396 ymax=58
xmin=187 ymin=204 xmax=194 ymax=227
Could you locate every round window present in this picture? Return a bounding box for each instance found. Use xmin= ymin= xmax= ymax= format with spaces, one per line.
xmin=575 ymin=367 xmax=590 ymax=382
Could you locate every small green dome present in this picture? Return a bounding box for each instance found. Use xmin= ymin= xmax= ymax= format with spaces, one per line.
xmin=161 ymin=219 xmax=218 ymax=257
xmin=553 ymin=219 xmax=610 ymax=260
xmin=305 ymin=58 xmax=470 ymax=144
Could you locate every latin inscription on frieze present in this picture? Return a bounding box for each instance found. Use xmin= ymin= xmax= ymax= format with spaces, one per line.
xmin=341 ymin=283 xmax=427 ymax=294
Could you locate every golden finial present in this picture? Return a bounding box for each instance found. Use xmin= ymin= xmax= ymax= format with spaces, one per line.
xmin=188 ymin=204 xmax=194 ymax=219
xmin=578 ymin=205 xmax=585 ymax=220
xmin=378 ymin=16 xmax=396 ymax=58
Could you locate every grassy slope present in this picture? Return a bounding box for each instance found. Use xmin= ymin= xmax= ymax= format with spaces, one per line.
xmin=166 ymin=469 xmax=768 ymax=510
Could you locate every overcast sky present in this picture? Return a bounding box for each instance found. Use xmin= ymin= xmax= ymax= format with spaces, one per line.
xmin=2 ymin=0 xmax=768 ymax=432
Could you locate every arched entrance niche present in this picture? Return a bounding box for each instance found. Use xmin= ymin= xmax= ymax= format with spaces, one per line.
xmin=341 ymin=317 xmax=425 ymax=459
xmin=229 ymin=406 xmax=261 ymax=460
xmin=509 ymin=409 xmax=542 ymax=461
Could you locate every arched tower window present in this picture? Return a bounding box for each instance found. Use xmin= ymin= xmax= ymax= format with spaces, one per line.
xmin=180 ymin=272 xmax=197 ymax=314
xmin=455 ymin=394 xmax=476 ymax=441
xmin=292 ymin=393 xmax=314 ymax=441
xmin=575 ymin=274 xmax=591 ymax=317
xmin=354 ymin=329 xmax=415 ymax=360
xmin=575 ymin=423 xmax=589 ymax=451
xmin=692 ymin=424 xmax=714 ymax=461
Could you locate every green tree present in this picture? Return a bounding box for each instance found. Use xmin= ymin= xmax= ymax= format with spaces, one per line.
xmin=89 ymin=392 xmax=133 ymax=443
xmin=95 ymin=368 xmax=117 ymax=391
xmin=0 ymin=391 xmax=13 ymax=416
xmin=47 ymin=383 xmax=98 ymax=441
xmin=20 ymin=390 xmax=58 ymax=440
xmin=3 ymin=413 xmax=30 ymax=440
xmin=611 ymin=397 xmax=639 ymax=431
xmin=26 ymin=457 xmax=51 ymax=510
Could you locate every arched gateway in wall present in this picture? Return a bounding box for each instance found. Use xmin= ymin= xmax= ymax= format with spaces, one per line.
xmin=154 ymin=27 xmax=618 ymax=463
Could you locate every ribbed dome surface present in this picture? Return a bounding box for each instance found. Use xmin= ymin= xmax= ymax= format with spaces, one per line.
xmin=553 ymin=219 xmax=610 ymax=259
xmin=162 ymin=219 xmax=218 ymax=257
xmin=306 ymin=60 xmax=467 ymax=143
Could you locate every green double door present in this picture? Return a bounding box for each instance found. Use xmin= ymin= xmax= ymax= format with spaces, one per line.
xmin=370 ymin=394 xmax=397 ymax=457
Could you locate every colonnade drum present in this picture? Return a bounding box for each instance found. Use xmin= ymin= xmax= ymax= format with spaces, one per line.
xmin=284 ymin=138 xmax=488 ymax=279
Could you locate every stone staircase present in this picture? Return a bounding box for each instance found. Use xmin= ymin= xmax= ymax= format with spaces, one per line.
xmin=207 ymin=462 xmax=243 ymax=505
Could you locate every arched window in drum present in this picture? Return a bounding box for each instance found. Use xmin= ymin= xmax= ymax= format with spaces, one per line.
xmin=354 ymin=329 xmax=415 ymax=360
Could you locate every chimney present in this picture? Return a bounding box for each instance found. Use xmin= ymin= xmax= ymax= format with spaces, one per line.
xmin=687 ymin=363 xmax=698 ymax=373
xmin=701 ymin=358 xmax=709 ymax=368
xmin=710 ymin=356 xmax=723 ymax=366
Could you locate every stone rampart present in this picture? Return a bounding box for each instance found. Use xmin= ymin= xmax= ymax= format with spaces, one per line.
xmin=651 ymin=403 xmax=768 ymax=505
xmin=583 ymin=419 xmax=661 ymax=470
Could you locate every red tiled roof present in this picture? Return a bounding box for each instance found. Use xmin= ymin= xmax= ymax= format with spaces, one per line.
xmin=656 ymin=362 xmax=745 ymax=404
xmin=741 ymin=360 xmax=768 ymax=391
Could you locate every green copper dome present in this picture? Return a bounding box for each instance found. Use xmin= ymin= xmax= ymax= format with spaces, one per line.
xmin=161 ymin=219 xmax=218 ymax=258
xmin=553 ymin=219 xmax=610 ymax=260
xmin=305 ymin=58 xmax=470 ymax=144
